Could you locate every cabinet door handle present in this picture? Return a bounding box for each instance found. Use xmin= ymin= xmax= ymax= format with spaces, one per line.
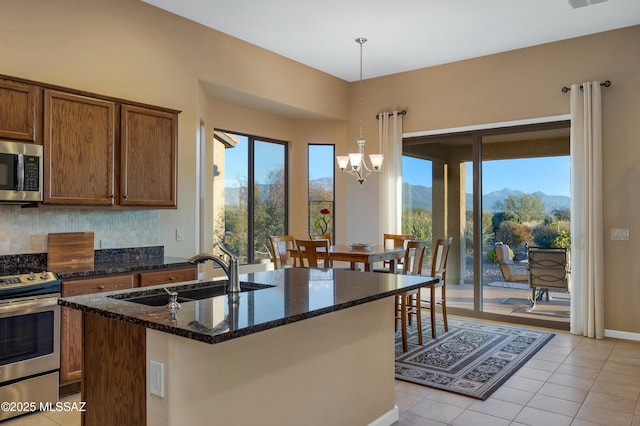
xmin=98 ymin=285 xmax=105 ymax=290
xmin=169 ymin=276 xmax=175 ymax=281
xmin=123 ymin=195 xmax=128 ymax=200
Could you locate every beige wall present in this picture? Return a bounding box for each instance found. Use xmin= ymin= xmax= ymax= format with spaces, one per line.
xmin=0 ymin=0 xmax=347 ymax=257
xmin=1 ymin=0 xmax=638 ymax=334
xmin=146 ymin=298 xmax=396 ymax=425
xmin=357 ymin=26 xmax=640 ymax=334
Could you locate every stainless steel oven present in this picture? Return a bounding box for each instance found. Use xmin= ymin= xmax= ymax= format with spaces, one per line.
xmin=0 ymin=272 xmax=60 ymax=421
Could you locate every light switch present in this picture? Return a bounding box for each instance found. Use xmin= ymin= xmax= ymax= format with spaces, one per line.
xmin=610 ymin=228 xmax=630 ymax=240
xmin=176 ymin=227 xmax=184 ymax=241
xmin=149 ymin=360 xmax=164 ymax=397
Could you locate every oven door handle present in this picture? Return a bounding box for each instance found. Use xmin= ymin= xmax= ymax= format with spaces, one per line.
xmin=0 ymin=294 xmax=59 ymax=314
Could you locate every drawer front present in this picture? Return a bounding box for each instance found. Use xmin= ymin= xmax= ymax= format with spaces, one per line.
xmin=139 ymin=267 xmax=196 ymax=287
xmin=62 ymin=274 xmax=135 ymax=297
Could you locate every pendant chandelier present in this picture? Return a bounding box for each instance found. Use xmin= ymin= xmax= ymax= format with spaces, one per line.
xmin=336 ymin=37 xmax=383 ymax=185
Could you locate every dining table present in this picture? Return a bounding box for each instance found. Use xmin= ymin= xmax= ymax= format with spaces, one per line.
xmin=328 ymin=244 xmax=405 ymax=272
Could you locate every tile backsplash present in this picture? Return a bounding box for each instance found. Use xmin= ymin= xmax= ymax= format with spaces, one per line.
xmin=0 ymin=205 xmax=159 ymax=255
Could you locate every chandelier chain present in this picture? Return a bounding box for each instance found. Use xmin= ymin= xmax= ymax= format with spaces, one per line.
xmin=358 ymin=37 xmax=365 ymax=141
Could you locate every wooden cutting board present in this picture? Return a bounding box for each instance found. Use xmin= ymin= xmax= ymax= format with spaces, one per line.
xmin=48 ymin=232 xmax=95 ymax=270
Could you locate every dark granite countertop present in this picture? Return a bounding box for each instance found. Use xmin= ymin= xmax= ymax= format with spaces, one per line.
xmin=0 ymin=246 xmax=192 ymax=278
xmin=59 ymin=268 xmax=439 ymax=344
xmin=53 ymin=256 xmax=193 ymax=279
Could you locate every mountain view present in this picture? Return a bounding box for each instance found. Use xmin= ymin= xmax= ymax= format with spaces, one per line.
xmin=402 ymin=183 xmax=570 ymax=213
xmin=226 ymin=179 xmax=570 ymax=213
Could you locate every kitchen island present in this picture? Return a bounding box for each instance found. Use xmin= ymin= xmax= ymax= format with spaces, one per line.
xmin=59 ymin=268 xmax=438 ymax=426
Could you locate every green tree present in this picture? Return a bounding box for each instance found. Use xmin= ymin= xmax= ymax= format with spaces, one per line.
xmin=223 ymin=183 xmax=248 ymax=262
xmin=224 ymin=167 xmax=285 ymax=263
xmin=496 ymin=220 xmax=531 ymax=248
xmin=402 ymin=207 xmax=432 ymax=241
xmin=491 ymin=211 xmax=519 ymax=236
xmin=552 ymin=207 xmax=571 ymax=221
xmin=253 ymin=168 xmax=285 ymax=260
xmin=532 ymin=224 xmax=558 ymax=248
xmin=493 ymin=192 xmax=546 ymax=223
xmin=309 ymin=181 xmax=332 ymax=201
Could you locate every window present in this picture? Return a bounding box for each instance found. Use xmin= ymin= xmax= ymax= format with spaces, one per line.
xmin=308 ymin=144 xmax=335 ymax=241
xmin=215 ymin=130 xmax=288 ymax=264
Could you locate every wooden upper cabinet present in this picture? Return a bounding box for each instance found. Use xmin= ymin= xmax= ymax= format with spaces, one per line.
xmin=120 ymin=105 xmax=177 ymax=207
xmin=0 ymin=73 xmax=180 ymax=208
xmin=0 ymin=78 xmax=41 ymax=143
xmin=43 ymin=90 xmax=116 ymax=205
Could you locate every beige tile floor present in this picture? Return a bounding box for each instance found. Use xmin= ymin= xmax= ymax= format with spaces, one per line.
xmin=395 ymin=319 xmax=640 ymax=426
xmin=1 ymin=393 xmax=81 ymax=426
xmin=3 ymin=318 xmax=639 ymax=426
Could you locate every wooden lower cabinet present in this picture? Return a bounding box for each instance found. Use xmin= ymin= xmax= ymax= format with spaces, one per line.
xmin=83 ymin=313 xmax=146 ymax=426
xmin=59 ymin=266 xmax=196 ymax=394
xmin=59 ymin=274 xmax=135 ymax=392
xmin=139 ymin=265 xmax=196 ymax=287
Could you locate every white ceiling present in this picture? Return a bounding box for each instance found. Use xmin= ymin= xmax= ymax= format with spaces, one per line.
xmin=141 ymin=0 xmax=640 ymax=82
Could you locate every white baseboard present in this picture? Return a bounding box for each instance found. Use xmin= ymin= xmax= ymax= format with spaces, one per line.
xmin=368 ymin=406 xmax=399 ymax=426
xmin=605 ymin=329 xmax=640 ymax=342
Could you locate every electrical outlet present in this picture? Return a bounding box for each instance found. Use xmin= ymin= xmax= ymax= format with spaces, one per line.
xmin=176 ymin=227 xmax=184 ymax=241
xmin=149 ymin=360 xmax=164 ymax=397
xmin=610 ymin=228 xmax=630 ymax=240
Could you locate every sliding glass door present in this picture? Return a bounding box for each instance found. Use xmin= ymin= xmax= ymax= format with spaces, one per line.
xmin=480 ymin=129 xmax=570 ymax=325
xmin=402 ymin=121 xmax=571 ymax=329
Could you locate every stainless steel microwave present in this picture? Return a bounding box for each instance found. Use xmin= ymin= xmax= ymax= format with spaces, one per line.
xmin=0 ymin=140 xmax=43 ymax=203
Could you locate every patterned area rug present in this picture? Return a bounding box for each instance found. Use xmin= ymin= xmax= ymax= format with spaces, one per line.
xmin=395 ymin=317 xmax=555 ymax=400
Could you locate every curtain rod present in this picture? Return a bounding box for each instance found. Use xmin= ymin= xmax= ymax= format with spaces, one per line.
xmin=561 ymin=80 xmax=611 ymax=93
xmin=375 ymin=110 xmax=407 ymax=120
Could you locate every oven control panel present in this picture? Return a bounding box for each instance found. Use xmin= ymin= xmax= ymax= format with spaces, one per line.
xmin=0 ymin=272 xmax=57 ymax=286
xmin=0 ymin=271 xmax=60 ymax=300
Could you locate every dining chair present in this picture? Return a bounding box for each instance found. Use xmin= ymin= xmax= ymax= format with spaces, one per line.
xmin=269 ymin=235 xmax=298 ymax=269
xmin=309 ymin=232 xmax=333 ymax=245
xmin=395 ymin=240 xmax=427 ymax=352
xmin=422 ymin=237 xmax=453 ymax=338
xmin=374 ymin=233 xmax=415 ymax=273
xmin=295 ymin=239 xmax=331 ymax=268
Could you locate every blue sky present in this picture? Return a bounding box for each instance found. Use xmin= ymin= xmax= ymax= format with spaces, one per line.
xmin=403 ymin=156 xmax=571 ymax=197
xmin=308 ymin=145 xmax=336 ymax=181
xmin=225 ymin=137 xmax=571 ymax=198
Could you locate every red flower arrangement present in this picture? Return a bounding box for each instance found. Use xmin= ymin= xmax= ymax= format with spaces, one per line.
xmin=314 ymin=208 xmax=331 ymax=234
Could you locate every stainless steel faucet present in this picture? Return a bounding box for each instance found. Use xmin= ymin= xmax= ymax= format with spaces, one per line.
xmin=188 ymin=243 xmax=241 ymax=294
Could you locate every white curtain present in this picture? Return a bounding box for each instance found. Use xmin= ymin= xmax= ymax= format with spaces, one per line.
xmin=379 ymin=111 xmax=403 ymax=235
xmin=570 ymin=81 xmax=605 ymax=339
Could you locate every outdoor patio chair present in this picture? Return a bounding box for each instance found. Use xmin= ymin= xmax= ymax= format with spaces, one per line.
xmin=494 ymin=243 xmax=528 ymax=282
xmin=527 ymin=247 xmax=570 ymax=308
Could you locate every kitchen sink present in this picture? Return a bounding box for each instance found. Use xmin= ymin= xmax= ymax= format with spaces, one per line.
xmin=111 ymin=282 xmax=273 ymax=306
